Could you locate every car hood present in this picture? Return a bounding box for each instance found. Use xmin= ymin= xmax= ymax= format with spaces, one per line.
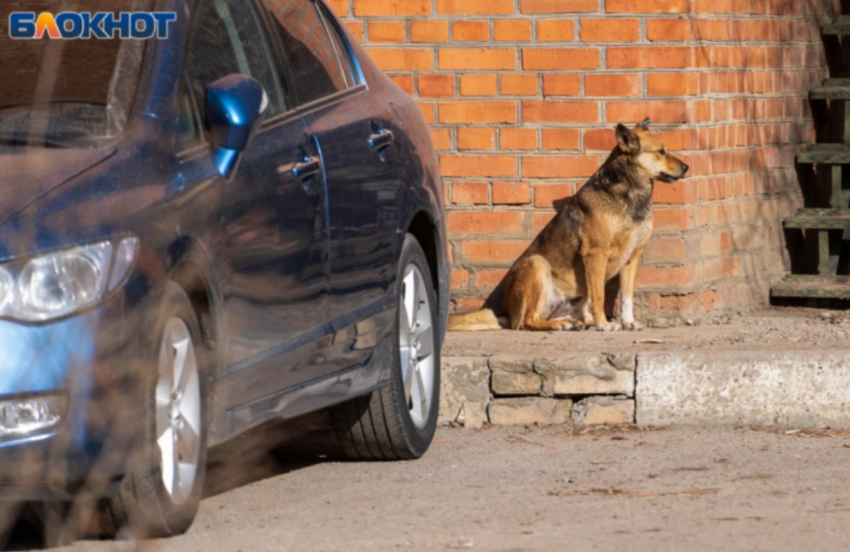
xmin=0 ymin=146 xmax=116 ymax=227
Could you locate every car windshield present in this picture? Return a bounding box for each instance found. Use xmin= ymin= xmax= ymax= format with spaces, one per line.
xmin=0 ymin=0 xmax=149 ymax=148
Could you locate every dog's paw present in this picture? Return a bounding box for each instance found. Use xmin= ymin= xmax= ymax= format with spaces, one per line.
xmin=554 ymin=320 xmax=583 ymax=331
xmin=622 ymin=320 xmax=644 ymax=331
xmin=595 ymin=321 xmax=622 ymax=332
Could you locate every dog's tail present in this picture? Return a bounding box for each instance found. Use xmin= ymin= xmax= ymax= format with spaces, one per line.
xmin=447 ymin=308 xmax=505 ymax=332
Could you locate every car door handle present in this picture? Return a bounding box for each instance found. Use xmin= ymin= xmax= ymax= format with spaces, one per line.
xmin=369 ymin=130 xmax=394 ymax=151
xmin=292 ymin=157 xmax=322 ymax=180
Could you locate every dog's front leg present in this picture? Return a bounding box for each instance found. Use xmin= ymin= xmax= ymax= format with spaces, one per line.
xmin=619 ymin=247 xmax=646 ymax=331
xmin=584 ymin=253 xmax=620 ymax=332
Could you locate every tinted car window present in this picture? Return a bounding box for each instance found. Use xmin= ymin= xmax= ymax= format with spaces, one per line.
xmin=318 ymin=5 xmax=358 ymax=87
xmin=186 ymin=0 xmax=286 ymax=121
xmin=260 ymin=0 xmax=351 ymax=105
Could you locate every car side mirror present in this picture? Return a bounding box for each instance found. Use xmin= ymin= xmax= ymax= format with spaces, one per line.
xmin=205 ymin=74 xmax=268 ymax=179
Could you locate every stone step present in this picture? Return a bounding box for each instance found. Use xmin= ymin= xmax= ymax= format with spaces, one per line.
xmin=822 ymin=16 xmax=850 ymax=35
xmin=811 ymin=78 xmax=850 ymax=100
xmin=784 ymin=209 xmax=850 ymax=229
xmin=796 ymin=143 xmax=850 ymax=164
xmin=771 ymin=275 xmax=850 ymax=299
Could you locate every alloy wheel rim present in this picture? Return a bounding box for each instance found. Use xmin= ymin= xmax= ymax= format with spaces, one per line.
xmin=398 ymin=264 xmax=435 ymax=429
xmin=155 ymin=317 xmax=202 ymax=505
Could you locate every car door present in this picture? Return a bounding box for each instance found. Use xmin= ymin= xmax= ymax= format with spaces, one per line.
xmin=259 ymin=0 xmax=399 ymax=371
xmin=180 ymin=0 xmax=331 ymax=407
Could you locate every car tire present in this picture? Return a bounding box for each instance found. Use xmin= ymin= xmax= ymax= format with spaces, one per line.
xmin=332 ymin=235 xmax=440 ymax=460
xmin=108 ymin=282 xmax=209 ymax=538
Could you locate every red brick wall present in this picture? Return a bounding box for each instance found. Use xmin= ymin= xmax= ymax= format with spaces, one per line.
xmin=332 ymin=0 xmax=838 ymax=322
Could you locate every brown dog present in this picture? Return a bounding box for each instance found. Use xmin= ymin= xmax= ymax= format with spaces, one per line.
xmin=449 ymin=120 xmax=689 ymax=332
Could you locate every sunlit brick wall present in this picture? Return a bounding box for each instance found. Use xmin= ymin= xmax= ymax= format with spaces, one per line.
xmin=330 ymin=0 xmax=837 ymax=323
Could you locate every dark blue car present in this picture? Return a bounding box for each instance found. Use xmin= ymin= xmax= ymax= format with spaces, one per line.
xmin=0 ymin=0 xmax=447 ymax=540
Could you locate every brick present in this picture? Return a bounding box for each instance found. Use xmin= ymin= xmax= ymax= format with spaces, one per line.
xmin=475 ymin=268 xmax=509 ymax=286
xmin=429 ymin=128 xmax=452 ymax=150
xmin=325 ymin=0 xmax=349 ymax=16
xmin=440 ymin=48 xmax=517 ymax=70
xmin=542 ymin=74 xmax=581 ymax=97
xmin=493 ymin=181 xmax=532 ymax=205
xmin=494 ymin=20 xmax=533 ymax=42
xmin=366 ymin=48 xmax=433 ymax=71
xmin=410 ymin=20 xmax=449 ymax=43
xmin=523 ymin=156 xmax=600 ymax=178
xmin=541 ymin=128 xmax=581 ymax=151
xmin=606 ymin=101 xmax=687 ymax=124
xmin=531 ymin=211 xmax=557 ymax=233
xmin=523 ymin=48 xmax=600 ymax=70
xmin=453 ymin=20 xmax=490 ymax=42
xmin=653 ymin=180 xmax=697 ymax=204
xmin=521 ymin=0 xmax=598 ymax=13
xmin=536 ymin=20 xmax=576 ymax=42
xmin=501 ymin=74 xmax=539 ymax=96
xmin=451 ymin=268 xmax=469 ymax=287
xmin=534 ymin=183 xmax=574 ymax=207
xmin=451 ymin=181 xmax=489 ymax=203
xmin=460 ymin=74 xmax=498 ymax=96
xmin=488 ymin=398 xmax=572 ymax=425
xmin=447 ymin=211 xmax=524 ymax=235
xmin=501 ymin=128 xmax=538 ymax=151
xmin=458 ymin=128 xmax=496 ymax=150
xmin=439 ymin=101 xmax=518 ymax=124
xmin=437 ymin=0 xmax=514 ymax=14
xmin=461 ymin=240 xmax=529 ymax=262
xmin=644 ymin=236 xmax=687 ymax=263
xmin=354 ymin=0 xmax=431 ymax=16
xmin=607 ymin=47 xmax=691 ymax=69
xmin=647 ymin=73 xmax=700 ymax=96
xmin=418 ymin=74 xmax=454 ymax=98
xmin=523 ymin=101 xmax=599 ymax=123
xmin=584 ymin=128 xmax=617 ymax=150
xmin=653 ymin=208 xmax=693 ymax=230
xmin=585 ymin=74 xmax=642 ymax=97
xmin=571 ymin=397 xmax=635 ymax=425
xmin=368 ymin=21 xmax=405 ymax=43
xmin=606 ymin=0 xmax=687 ymax=12
xmin=580 ymin=19 xmax=640 ymax=42
xmin=390 ymin=74 xmax=414 ymax=95
xmin=441 ymin=155 xmax=517 ymax=177
xmin=344 ymin=21 xmax=364 ymax=42
xmin=635 ymin=265 xmax=695 ymax=286
xmin=647 ymin=19 xmax=695 ymax=41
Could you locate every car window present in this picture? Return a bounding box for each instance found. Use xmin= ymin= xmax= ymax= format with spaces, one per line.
xmin=185 ymin=0 xmax=286 ymax=122
xmin=259 ymin=0 xmax=353 ymax=106
xmin=317 ymin=4 xmax=358 ymax=88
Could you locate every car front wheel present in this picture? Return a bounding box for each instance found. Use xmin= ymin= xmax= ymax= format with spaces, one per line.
xmin=332 ymin=235 xmax=440 ymax=460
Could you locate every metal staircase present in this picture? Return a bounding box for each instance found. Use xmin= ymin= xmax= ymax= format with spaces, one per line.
xmin=772 ymin=16 xmax=850 ymax=300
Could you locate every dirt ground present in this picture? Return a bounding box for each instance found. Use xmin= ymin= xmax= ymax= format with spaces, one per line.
xmin=443 ymin=307 xmax=850 ymax=356
xmin=21 ymin=423 xmax=850 ymax=552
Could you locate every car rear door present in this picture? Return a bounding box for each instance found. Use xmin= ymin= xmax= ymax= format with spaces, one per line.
xmin=180 ymin=0 xmax=331 ymax=408
xmin=258 ymin=0 xmax=399 ymax=371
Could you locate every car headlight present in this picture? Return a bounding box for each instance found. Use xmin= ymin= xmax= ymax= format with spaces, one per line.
xmin=0 ymin=237 xmax=139 ymax=322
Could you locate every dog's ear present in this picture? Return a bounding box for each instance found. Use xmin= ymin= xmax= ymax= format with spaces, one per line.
xmin=616 ymin=123 xmax=640 ymax=154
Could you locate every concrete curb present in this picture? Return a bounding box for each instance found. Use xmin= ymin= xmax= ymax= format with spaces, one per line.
xmin=441 ymin=349 xmax=850 ymax=429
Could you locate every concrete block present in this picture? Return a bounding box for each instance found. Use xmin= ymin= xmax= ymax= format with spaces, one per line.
xmin=535 ymin=354 xmax=635 ymax=397
xmin=491 ymin=370 xmax=542 ymax=396
xmin=460 ymin=402 xmax=485 ymax=429
xmin=488 ymin=398 xmax=572 ymax=426
xmin=572 ymin=396 xmax=635 ymax=426
xmin=440 ymin=357 xmax=490 ymax=425
xmin=637 ymin=351 xmax=850 ymax=429
xmin=489 ymin=355 xmax=534 ymax=373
